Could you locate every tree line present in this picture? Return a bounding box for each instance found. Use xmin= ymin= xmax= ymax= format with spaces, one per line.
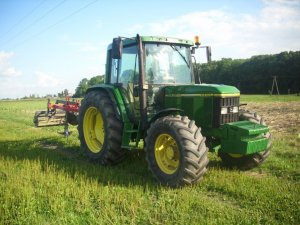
xmin=16 ymin=89 xmax=69 ymax=100
xmin=197 ymin=51 xmax=300 ymax=94
xmin=72 ymin=51 xmax=300 ymax=97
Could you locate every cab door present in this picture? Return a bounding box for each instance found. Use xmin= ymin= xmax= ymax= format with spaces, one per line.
xmin=110 ymin=45 xmax=140 ymax=123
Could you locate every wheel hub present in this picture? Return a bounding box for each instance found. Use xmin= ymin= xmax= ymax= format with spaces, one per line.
xmin=166 ymin=147 xmax=175 ymax=159
xmin=154 ymin=134 xmax=179 ymax=175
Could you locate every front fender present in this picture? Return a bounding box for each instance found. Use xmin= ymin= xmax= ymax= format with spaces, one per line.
xmin=149 ymin=108 xmax=183 ymax=124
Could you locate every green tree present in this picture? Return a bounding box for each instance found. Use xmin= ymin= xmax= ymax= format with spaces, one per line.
xmin=73 ymin=78 xmax=89 ymax=98
xmin=198 ymin=51 xmax=300 ymax=94
xmin=73 ymin=75 xmax=104 ymax=97
xmin=63 ymin=89 xmax=69 ymax=96
xmin=88 ymin=75 xmax=104 ymax=86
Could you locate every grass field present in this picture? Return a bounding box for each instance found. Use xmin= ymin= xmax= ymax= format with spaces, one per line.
xmin=0 ymin=96 xmax=299 ymax=224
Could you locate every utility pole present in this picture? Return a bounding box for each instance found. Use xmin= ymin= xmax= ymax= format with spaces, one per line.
xmin=270 ymin=76 xmax=280 ymax=95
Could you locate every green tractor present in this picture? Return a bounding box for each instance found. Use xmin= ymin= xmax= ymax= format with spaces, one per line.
xmin=78 ymin=35 xmax=271 ymax=187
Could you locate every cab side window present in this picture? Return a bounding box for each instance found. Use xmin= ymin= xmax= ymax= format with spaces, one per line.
xmin=110 ymin=58 xmax=119 ymax=83
xmin=110 ymin=45 xmax=139 ymax=85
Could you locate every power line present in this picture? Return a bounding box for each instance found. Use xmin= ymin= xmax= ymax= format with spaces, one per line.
xmin=0 ymin=0 xmax=47 ymax=41
xmin=0 ymin=0 xmax=67 ymax=47
xmin=6 ymin=0 xmax=99 ymax=49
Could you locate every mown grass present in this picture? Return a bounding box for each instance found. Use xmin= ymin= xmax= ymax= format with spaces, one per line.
xmin=0 ymin=97 xmax=299 ymax=224
xmin=240 ymin=94 xmax=300 ymax=102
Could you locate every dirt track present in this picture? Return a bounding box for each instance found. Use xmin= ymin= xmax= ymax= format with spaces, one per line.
xmin=241 ymin=101 xmax=300 ymax=134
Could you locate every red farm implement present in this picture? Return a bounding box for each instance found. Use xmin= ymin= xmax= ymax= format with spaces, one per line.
xmin=34 ymin=97 xmax=80 ymax=135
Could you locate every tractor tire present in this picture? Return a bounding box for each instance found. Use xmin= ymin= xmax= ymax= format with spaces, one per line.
xmin=218 ymin=110 xmax=272 ymax=170
xmin=66 ymin=112 xmax=78 ymax=125
xmin=145 ymin=115 xmax=209 ymax=187
xmin=78 ymin=90 xmax=125 ymax=165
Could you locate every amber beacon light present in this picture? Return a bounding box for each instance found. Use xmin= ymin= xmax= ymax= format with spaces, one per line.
xmin=194 ymin=36 xmax=200 ymax=46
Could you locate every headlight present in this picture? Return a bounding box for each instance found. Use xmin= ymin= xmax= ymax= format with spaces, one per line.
xmin=221 ymin=107 xmax=228 ymax=114
xmin=232 ymin=106 xmax=239 ymax=113
xmin=221 ymin=106 xmax=239 ymax=114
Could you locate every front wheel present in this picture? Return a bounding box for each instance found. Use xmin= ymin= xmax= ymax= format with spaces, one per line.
xmin=145 ymin=115 xmax=209 ymax=187
xmin=219 ymin=110 xmax=272 ymax=170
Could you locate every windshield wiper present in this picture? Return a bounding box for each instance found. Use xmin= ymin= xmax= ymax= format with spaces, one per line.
xmin=170 ymin=44 xmax=190 ymax=68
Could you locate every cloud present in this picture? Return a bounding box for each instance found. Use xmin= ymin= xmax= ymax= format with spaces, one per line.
xmin=128 ymin=24 xmax=144 ymax=33
xmin=0 ymin=72 xmax=65 ymax=99
xmin=96 ymin=20 xmax=103 ymax=29
xmin=262 ymin=0 xmax=300 ymax=6
xmin=129 ymin=0 xmax=300 ymax=59
xmin=58 ymin=34 xmax=101 ymax=52
xmin=68 ymin=41 xmax=100 ymax=52
xmin=78 ymin=42 xmax=99 ymax=52
xmin=36 ymin=71 xmax=62 ymax=87
xmin=0 ymin=51 xmax=21 ymax=77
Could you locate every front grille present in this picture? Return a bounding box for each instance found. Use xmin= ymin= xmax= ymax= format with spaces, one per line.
xmin=213 ymin=97 xmax=239 ymax=127
xmin=219 ymin=113 xmax=239 ymax=124
xmin=219 ymin=97 xmax=239 ymax=107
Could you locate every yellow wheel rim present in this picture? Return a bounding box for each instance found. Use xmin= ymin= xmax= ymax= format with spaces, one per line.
xmin=83 ymin=107 xmax=105 ymax=153
xmin=228 ymin=153 xmax=243 ymax=158
xmin=154 ymin=133 xmax=180 ymax=175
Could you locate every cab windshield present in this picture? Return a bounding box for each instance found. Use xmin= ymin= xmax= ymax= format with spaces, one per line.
xmin=145 ymin=43 xmax=193 ymax=84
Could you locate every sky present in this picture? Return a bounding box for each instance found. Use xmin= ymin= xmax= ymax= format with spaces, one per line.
xmin=0 ymin=0 xmax=300 ymax=99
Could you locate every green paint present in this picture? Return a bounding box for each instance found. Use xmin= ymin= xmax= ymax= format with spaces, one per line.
xmin=164 ymin=84 xmax=240 ymax=96
xmin=107 ymin=36 xmax=194 ymax=50
xmin=163 ymin=84 xmax=239 ymax=128
xmin=87 ymin=36 xmax=270 ymax=156
xmin=87 ymin=84 xmax=140 ymax=148
xmin=219 ymin=121 xmax=269 ymax=155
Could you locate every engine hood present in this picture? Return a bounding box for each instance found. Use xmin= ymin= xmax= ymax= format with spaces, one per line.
xmin=163 ymin=84 xmax=240 ymax=97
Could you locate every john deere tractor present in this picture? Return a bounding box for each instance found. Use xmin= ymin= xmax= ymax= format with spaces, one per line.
xmin=78 ymin=35 xmax=271 ymax=187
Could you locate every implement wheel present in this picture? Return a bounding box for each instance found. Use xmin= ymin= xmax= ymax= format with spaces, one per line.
xmin=33 ymin=110 xmax=47 ymax=127
xmin=78 ymin=90 xmax=125 ymax=165
xmin=145 ymin=115 xmax=209 ymax=187
xmin=219 ymin=110 xmax=272 ymax=170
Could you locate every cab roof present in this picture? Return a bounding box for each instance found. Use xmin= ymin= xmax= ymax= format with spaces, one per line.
xmin=107 ymin=36 xmax=194 ymax=50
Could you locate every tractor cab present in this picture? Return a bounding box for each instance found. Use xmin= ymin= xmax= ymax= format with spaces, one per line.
xmin=106 ymin=36 xmax=197 ymax=124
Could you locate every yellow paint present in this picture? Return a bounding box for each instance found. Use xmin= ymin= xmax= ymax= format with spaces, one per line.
xmin=83 ymin=107 xmax=105 ymax=153
xmin=228 ymin=153 xmax=243 ymax=158
xmin=166 ymin=93 xmax=240 ymax=98
xmin=154 ymin=133 xmax=180 ymax=175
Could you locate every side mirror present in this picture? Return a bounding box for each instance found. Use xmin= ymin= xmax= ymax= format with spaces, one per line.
xmin=206 ymin=46 xmax=212 ymax=63
xmin=112 ymin=37 xmax=123 ymax=59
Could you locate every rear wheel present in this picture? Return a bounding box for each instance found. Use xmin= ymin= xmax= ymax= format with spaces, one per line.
xmin=78 ymin=90 xmax=125 ymax=165
xmin=145 ymin=115 xmax=209 ymax=187
xmin=219 ymin=110 xmax=271 ymax=170
xmin=66 ymin=112 xmax=78 ymax=125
